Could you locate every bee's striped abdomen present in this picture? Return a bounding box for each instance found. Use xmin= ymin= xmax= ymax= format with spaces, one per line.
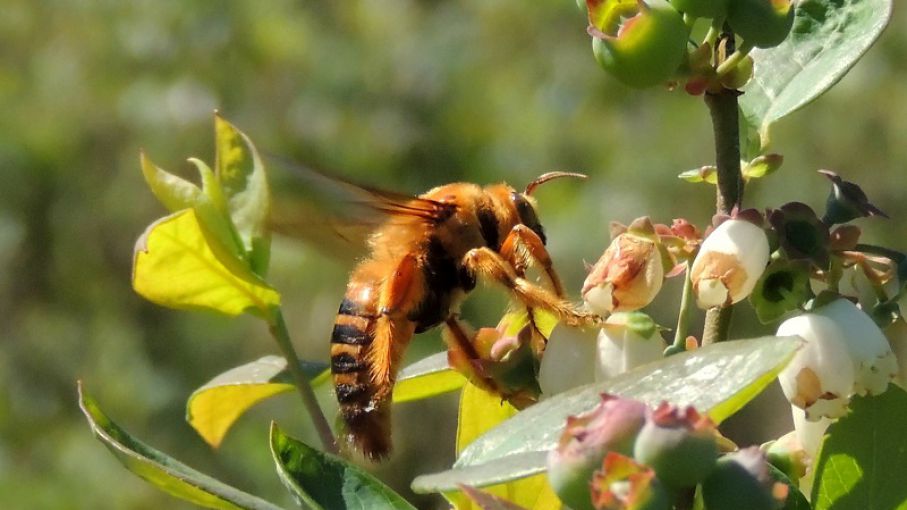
xmin=330 ymin=294 xmax=392 ymax=459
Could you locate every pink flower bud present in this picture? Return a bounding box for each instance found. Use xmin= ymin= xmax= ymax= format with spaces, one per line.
xmin=548 ymin=395 xmax=648 ymax=510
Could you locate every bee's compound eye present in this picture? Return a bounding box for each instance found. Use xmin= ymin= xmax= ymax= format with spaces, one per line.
xmin=511 ymin=192 xmax=545 ymax=244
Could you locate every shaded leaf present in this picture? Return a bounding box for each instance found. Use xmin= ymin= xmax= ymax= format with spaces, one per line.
xmin=769 ymin=465 xmax=811 ymax=510
xmin=269 ymin=423 xmax=416 ymax=510
xmin=214 ymin=115 xmax=271 ymax=276
xmin=187 ymin=356 xmax=329 ymax=448
xmin=393 ymin=352 xmax=466 ymax=403
xmin=811 ymin=385 xmax=907 ymax=509
xmin=133 ymin=208 xmax=280 ymax=317
xmin=413 ymin=337 xmax=799 ymax=492
xmin=78 ymin=382 xmax=282 ymax=510
xmin=140 ymin=152 xmax=203 ymax=213
xmin=740 ymin=0 xmax=893 ymax=149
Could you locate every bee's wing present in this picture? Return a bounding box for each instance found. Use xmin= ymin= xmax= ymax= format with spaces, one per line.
xmin=268 ymin=158 xmax=452 ymax=261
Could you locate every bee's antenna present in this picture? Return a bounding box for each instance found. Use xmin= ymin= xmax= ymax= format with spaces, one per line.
xmin=524 ymin=171 xmax=588 ymax=195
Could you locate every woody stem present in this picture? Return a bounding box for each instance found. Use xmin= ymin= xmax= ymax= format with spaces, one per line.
xmin=702 ymin=27 xmax=745 ymax=346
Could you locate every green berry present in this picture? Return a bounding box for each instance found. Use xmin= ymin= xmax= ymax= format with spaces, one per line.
xmin=670 ymin=0 xmax=727 ymax=18
xmin=632 ymin=405 xmax=719 ymax=489
xmin=591 ymin=0 xmax=689 ymax=88
xmin=701 ymin=448 xmax=778 ymax=510
xmin=727 ymin=0 xmax=795 ymax=49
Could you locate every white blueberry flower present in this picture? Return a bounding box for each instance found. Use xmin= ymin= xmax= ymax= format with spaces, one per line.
xmin=777 ymin=299 xmax=898 ymax=421
xmin=690 ymin=219 xmax=769 ymax=309
xmin=595 ymin=312 xmax=667 ymax=381
xmin=884 ymin=318 xmax=907 ymax=389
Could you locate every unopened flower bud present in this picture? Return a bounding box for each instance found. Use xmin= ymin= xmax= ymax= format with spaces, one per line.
xmin=596 ymin=312 xmax=666 ymax=380
xmin=764 ymin=429 xmax=810 ymax=483
xmin=590 ymin=453 xmax=670 ymax=510
xmin=583 ymin=220 xmax=665 ymax=315
xmin=548 ymin=395 xmax=648 ymax=510
xmin=633 ymin=403 xmax=719 ymax=489
xmin=690 ymin=219 xmax=769 ymax=309
xmin=701 ymin=447 xmax=782 ymax=510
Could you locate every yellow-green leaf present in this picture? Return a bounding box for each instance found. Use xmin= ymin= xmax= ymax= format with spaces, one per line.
xmin=140 ymin=152 xmax=203 ymax=213
xmin=446 ymin=384 xmax=557 ymax=509
xmin=214 ymin=114 xmax=271 ymax=276
xmin=133 ymin=208 xmax=280 ymax=317
xmin=187 ymin=356 xmax=330 ymax=448
xmin=393 ymin=352 xmax=466 ymax=403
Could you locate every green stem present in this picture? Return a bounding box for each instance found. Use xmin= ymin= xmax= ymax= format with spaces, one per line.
xmin=703 ymin=17 xmax=724 ymax=49
xmin=668 ymin=264 xmax=695 ymax=355
xmin=268 ymin=308 xmax=338 ymax=454
xmin=701 ymin=28 xmax=744 ymax=346
xmin=715 ymin=43 xmax=754 ymax=76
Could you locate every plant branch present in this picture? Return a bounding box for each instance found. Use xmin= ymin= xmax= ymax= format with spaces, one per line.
xmin=268 ymin=308 xmax=338 ymax=454
xmin=702 ymin=28 xmax=745 ymax=345
xmin=668 ymin=263 xmax=694 ymax=355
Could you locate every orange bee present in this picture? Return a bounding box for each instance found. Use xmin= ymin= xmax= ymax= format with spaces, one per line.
xmin=274 ymin=169 xmax=593 ymax=459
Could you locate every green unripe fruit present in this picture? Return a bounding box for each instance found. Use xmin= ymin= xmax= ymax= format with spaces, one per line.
xmin=591 ymin=0 xmax=689 ymax=88
xmin=727 ymin=0 xmax=795 ymax=49
xmin=701 ymin=449 xmax=778 ymax=510
xmin=633 ymin=407 xmax=719 ymax=489
xmin=670 ymin=0 xmax=727 ymax=18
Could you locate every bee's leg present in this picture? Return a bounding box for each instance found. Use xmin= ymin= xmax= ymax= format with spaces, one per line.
xmin=442 ymin=315 xmax=500 ymax=393
xmin=499 ymin=225 xmax=565 ymax=297
xmin=462 ymin=248 xmax=599 ymax=328
xmin=368 ymin=254 xmax=421 ymax=395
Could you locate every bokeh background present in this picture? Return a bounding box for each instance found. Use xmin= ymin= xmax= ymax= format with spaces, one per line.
xmin=1 ymin=1 xmax=905 ymax=508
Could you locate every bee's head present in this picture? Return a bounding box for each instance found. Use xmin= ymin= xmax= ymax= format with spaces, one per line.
xmin=512 ymin=171 xmax=587 ymax=244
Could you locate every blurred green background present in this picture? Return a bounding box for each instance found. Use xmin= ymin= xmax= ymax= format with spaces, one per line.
xmin=1 ymin=1 xmax=905 ymax=508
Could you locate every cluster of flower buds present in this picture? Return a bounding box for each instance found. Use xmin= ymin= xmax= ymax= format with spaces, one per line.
xmin=547 ymin=396 xmax=785 ymax=510
xmin=582 ymin=0 xmax=794 ymax=91
xmin=777 ymin=298 xmax=898 ymax=421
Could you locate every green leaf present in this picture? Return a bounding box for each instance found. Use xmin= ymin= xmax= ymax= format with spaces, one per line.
xmin=140 ymin=152 xmax=203 ymax=213
xmin=412 ymin=337 xmax=799 ymax=493
xmin=811 ymin=385 xmax=907 ymax=510
xmin=269 ymin=423 xmax=417 ymax=510
xmin=78 ymin=382 xmax=282 ymax=510
xmin=740 ymin=0 xmax=893 ymax=150
xmin=187 ymin=356 xmax=329 ymax=448
xmin=457 ymin=485 xmax=530 ymax=510
xmin=132 ymin=208 xmax=280 ymax=317
xmin=214 ymin=114 xmax=271 ymax=276
xmin=769 ymin=465 xmax=811 ymax=510
xmin=678 ymin=166 xmax=718 ymax=185
xmin=393 ymin=352 xmax=466 ymax=403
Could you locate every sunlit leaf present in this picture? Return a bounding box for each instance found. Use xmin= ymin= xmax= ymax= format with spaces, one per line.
xmin=140 ymin=152 xmax=202 ymax=213
xmin=393 ymin=352 xmax=466 ymax=403
xmin=214 ymin=115 xmax=271 ymax=276
xmin=269 ymin=423 xmax=416 ymax=510
xmin=187 ymin=356 xmax=329 ymax=448
xmin=133 ymin=208 xmax=280 ymax=317
xmin=811 ymin=385 xmax=907 ymax=509
xmin=78 ymin=382 xmax=282 ymax=510
xmin=457 ymin=485 xmax=529 ymax=510
xmin=412 ymin=337 xmax=799 ymax=493
xmin=740 ymin=0 xmax=893 ymax=150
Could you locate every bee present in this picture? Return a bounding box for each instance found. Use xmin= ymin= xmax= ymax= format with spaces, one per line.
xmin=272 ymin=167 xmax=594 ymax=460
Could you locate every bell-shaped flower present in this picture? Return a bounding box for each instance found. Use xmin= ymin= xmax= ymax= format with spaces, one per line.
xmin=690 ymin=218 xmax=769 ymax=309
xmin=548 ymin=395 xmax=649 ymax=510
xmin=790 ymin=405 xmax=832 ymax=461
xmin=538 ymin=326 xmax=598 ymax=397
xmin=583 ymin=218 xmax=666 ymax=315
xmin=595 ymin=312 xmax=666 ymax=380
xmin=778 ymin=298 xmax=898 ymax=420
